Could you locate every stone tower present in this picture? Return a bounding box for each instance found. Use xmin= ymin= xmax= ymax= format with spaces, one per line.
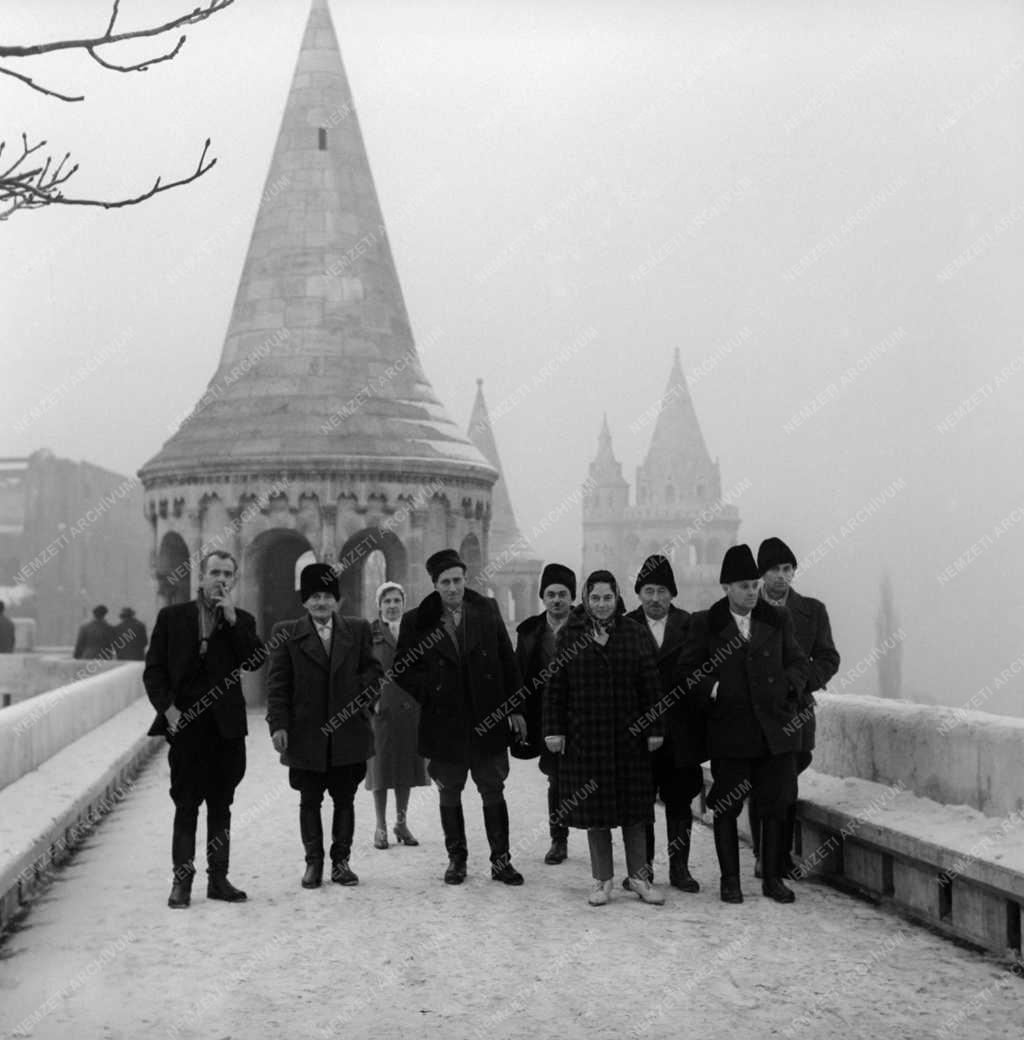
xmin=139 ymin=0 xmax=496 ymax=652
xmin=466 ymin=379 xmax=543 ymax=626
xmin=582 ymin=351 xmax=740 ymax=612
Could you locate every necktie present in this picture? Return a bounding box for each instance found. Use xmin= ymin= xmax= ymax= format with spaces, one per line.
xmin=317 ymin=622 xmax=332 ymax=654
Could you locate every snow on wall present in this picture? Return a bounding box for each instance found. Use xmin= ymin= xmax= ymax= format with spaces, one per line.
xmin=815 ymin=692 xmax=1024 ymax=819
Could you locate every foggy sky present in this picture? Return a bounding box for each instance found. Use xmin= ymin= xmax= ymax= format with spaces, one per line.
xmin=3 ymin=0 xmax=1024 ymax=713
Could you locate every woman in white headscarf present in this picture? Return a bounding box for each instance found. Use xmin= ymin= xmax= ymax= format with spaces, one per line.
xmin=365 ymin=582 xmax=428 ymax=848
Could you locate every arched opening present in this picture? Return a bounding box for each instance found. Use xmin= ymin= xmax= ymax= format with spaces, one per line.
xmin=294 ymin=550 xmax=317 ymax=590
xmin=361 ymin=549 xmax=388 ymax=618
xmin=157 ymin=532 xmax=191 ymax=607
xmin=459 ymin=533 xmax=483 ymax=589
xmin=336 ymin=528 xmax=408 ymax=617
xmin=243 ymin=528 xmax=315 ymax=640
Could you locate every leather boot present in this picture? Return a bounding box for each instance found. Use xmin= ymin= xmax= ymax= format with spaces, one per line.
xmin=667 ymin=815 xmax=700 ymax=893
xmin=440 ymin=803 xmax=468 ymax=884
xmin=206 ymin=805 xmax=247 ymax=902
xmin=544 ymin=781 xmax=568 ymax=863
xmin=483 ymin=801 xmax=524 ymax=885
xmin=170 ymin=805 xmax=198 ymax=908
xmin=168 ymin=865 xmax=194 ymax=909
xmin=761 ymin=816 xmax=796 ymax=903
xmin=300 ymin=804 xmax=324 ymax=889
xmin=749 ymin=801 xmax=763 ymax=879
xmin=781 ymin=804 xmax=799 ymax=879
xmin=713 ymin=814 xmax=743 ymax=903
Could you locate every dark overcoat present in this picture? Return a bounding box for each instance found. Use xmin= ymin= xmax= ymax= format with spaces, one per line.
xmin=74 ymin=618 xmax=116 ymax=660
xmin=266 ymin=613 xmax=382 ymax=772
xmin=114 ymin=616 xmax=148 ymax=660
xmin=511 ymin=610 xmax=556 ymax=760
xmin=394 ymin=587 xmax=521 ymax=764
xmin=542 ymin=606 xmax=663 ymax=829
xmin=365 ymin=619 xmax=428 ymax=790
xmin=780 ymin=589 xmax=840 ymax=754
xmin=143 ymin=601 xmax=264 ymax=739
xmin=677 ymin=597 xmax=809 ymax=760
xmin=626 ymin=604 xmax=706 ymax=766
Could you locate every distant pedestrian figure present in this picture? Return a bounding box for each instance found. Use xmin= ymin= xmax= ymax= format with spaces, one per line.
xmin=0 ymin=601 xmax=15 ymax=653
xmin=267 ymin=564 xmax=382 ymax=889
xmin=114 ymin=607 xmax=148 ymax=661
xmin=143 ymin=551 xmax=265 ymax=909
xmin=543 ymin=570 xmax=666 ymax=907
xmin=513 ymin=563 xmax=576 ymax=865
xmin=364 ymin=582 xmax=428 ymax=850
xmin=73 ymin=605 xmax=116 ymax=660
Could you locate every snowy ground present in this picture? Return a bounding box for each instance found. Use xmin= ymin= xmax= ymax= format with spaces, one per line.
xmin=1 ymin=713 xmax=1022 ymax=1040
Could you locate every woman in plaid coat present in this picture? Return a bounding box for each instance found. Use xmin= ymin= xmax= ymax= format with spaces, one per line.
xmin=543 ymin=570 xmax=665 ymax=906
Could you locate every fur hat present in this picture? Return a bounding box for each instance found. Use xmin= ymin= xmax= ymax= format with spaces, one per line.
xmin=539 ymin=562 xmax=576 ymax=599
xmin=719 ymin=545 xmax=759 ymax=584
xmin=757 ymin=537 xmax=798 ymax=574
xmin=425 ymin=549 xmax=466 ymax=582
xmin=300 ymin=563 xmax=339 ymax=603
xmin=634 ymin=554 xmax=677 ymax=597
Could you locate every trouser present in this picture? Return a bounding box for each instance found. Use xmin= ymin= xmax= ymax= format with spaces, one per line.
xmin=428 ymin=749 xmax=509 ymax=808
xmin=587 ymin=824 xmax=647 ymax=882
xmin=168 ymin=717 xmax=246 ymax=878
xmin=290 ymin=762 xmax=367 ymax=863
xmin=539 ymin=749 xmax=568 ymax=841
xmin=708 ymin=752 xmax=798 ymax=820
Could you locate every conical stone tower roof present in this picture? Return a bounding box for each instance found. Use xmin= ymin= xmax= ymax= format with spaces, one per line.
xmin=141 ymin=0 xmax=493 ymax=484
xmin=467 ymin=379 xmax=528 ymax=556
xmin=636 ymin=349 xmax=719 ymax=503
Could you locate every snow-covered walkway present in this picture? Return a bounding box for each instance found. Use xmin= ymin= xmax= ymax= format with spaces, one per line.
xmin=1 ymin=713 xmax=1021 ymax=1040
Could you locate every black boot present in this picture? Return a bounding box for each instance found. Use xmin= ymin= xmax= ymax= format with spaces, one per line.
xmin=749 ymin=801 xmax=763 ymax=879
xmin=544 ymin=780 xmax=568 ymax=864
xmin=667 ymin=815 xmax=700 ymax=893
xmin=206 ymin=805 xmax=247 ymax=902
xmin=170 ymin=805 xmax=198 ymax=908
xmin=713 ymin=814 xmax=743 ymax=903
xmin=483 ymin=801 xmax=524 ymax=885
xmin=761 ymin=817 xmax=796 ymax=903
xmin=440 ymin=804 xmax=468 ymax=884
xmin=300 ymin=804 xmax=324 ymax=889
xmin=781 ymin=804 xmax=799 ymax=879
xmin=330 ymin=801 xmax=358 ymax=885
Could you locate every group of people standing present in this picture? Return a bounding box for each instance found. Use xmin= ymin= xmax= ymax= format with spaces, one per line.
xmin=73 ymin=604 xmax=148 ymax=661
xmin=142 ymin=536 xmax=838 ymax=911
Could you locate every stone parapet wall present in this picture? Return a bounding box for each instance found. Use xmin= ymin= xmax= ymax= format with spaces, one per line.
xmin=0 ymin=663 xmax=145 ymax=791
xmin=814 ymin=692 xmax=1024 ymax=819
xmin=0 ymin=653 xmax=122 ymax=707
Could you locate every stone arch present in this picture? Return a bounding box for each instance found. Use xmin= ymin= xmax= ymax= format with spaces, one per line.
xmin=156 ymin=531 xmax=191 ymax=607
xmin=459 ymin=532 xmax=483 ymax=589
xmin=336 ymin=527 xmax=408 ymax=616
xmin=361 ymin=549 xmax=388 ymax=618
xmin=243 ymin=528 xmax=315 ymax=642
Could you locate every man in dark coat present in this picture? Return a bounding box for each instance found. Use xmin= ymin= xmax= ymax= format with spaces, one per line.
xmin=267 ymin=563 xmax=383 ymax=889
xmin=0 ymin=601 xmax=15 ymax=653
xmin=394 ymin=548 xmax=526 ymax=886
xmin=677 ymin=544 xmax=809 ymax=904
xmin=114 ymin=607 xmax=148 ymax=661
xmin=73 ymin=604 xmax=116 ymax=660
xmin=626 ymin=554 xmax=703 ymax=892
xmin=750 ymin=537 xmax=840 ymax=877
xmin=513 ymin=562 xmax=576 ymax=865
xmin=143 ymin=551 xmax=265 ymax=909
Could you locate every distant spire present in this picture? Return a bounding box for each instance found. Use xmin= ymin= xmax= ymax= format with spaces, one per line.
xmin=467 ymin=381 xmax=527 ymax=552
xmin=589 ymin=415 xmax=627 ymax=488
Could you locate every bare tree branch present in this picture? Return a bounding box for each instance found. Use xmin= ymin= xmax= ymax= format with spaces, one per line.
xmin=0 ymin=64 xmax=83 ymax=102
xmin=0 ymin=0 xmax=235 ymax=101
xmin=0 ymin=137 xmax=215 ymax=221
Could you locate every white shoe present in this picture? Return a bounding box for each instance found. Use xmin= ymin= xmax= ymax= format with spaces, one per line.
xmin=628 ymin=877 xmax=665 ymax=905
xmin=588 ymin=879 xmax=613 ymax=906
